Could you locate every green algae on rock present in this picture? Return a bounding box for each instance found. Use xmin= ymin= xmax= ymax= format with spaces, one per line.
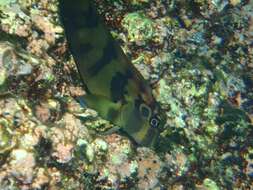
xmin=0 ymin=118 xmax=16 ymax=154
xmin=122 ymin=12 xmax=155 ymax=44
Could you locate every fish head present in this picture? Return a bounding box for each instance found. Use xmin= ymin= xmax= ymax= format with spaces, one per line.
xmin=120 ymin=96 xmax=166 ymax=147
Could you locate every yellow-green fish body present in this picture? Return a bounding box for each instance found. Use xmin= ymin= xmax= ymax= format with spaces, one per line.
xmin=59 ymin=0 xmax=164 ymax=147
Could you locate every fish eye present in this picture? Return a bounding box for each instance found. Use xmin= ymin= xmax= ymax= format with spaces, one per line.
xmin=139 ymin=103 xmax=151 ymax=118
xmin=150 ymin=116 xmax=160 ymax=128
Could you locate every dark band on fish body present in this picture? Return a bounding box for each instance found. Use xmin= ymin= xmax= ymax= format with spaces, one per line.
xmin=110 ymin=72 xmax=129 ymax=103
xmin=76 ymin=43 xmax=93 ymax=56
xmin=65 ymin=0 xmax=99 ymax=29
xmin=81 ymin=3 xmax=100 ymax=28
xmin=107 ymin=107 xmax=120 ymax=121
xmin=88 ymin=39 xmax=118 ymax=75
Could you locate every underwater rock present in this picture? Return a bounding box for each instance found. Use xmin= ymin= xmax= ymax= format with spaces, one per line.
xmin=0 ymin=3 xmax=31 ymax=37
xmin=76 ymin=139 xmax=96 ymax=164
xmin=122 ymin=12 xmax=155 ymax=45
xmin=0 ymin=118 xmax=16 ymax=154
xmin=164 ymin=149 xmax=190 ymax=179
xmin=31 ymin=168 xmax=49 ymax=189
xmin=0 ymin=42 xmax=9 ymax=90
xmin=96 ymin=134 xmax=137 ymax=188
xmin=9 ymin=149 xmax=36 ymax=184
xmin=230 ymin=0 xmax=241 ymax=6
xmin=19 ymin=133 xmax=40 ymax=150
xmin=0 ymin=69 xmax=6 ymax=89
xmin=0 ymin=42 xmax=14 ymax=88
xmin=31 ymin=13 xmax=57 ymax=45
xmin=35 ymin=103 xmax=51 ymax=123
xmin=0 ymin=97 xmax=27 ymax=128
xmin=0 ymin=41 xmax=48 ymax=98
xmin=245 ymin=148 xmax=253 ymax=179
xmin=52 ymin=143 xmax=74 ymax=163
xmin=92 ymin=138 xmax=108 ymax=157
xmin=197 ymin=178 xmax=220 ymax=190
xmin=16 ymin=63 xmax=33 ymax=76
xmin=49 ymin=113 xmax=90 ymax=164
xmin=136 ymin=147 xmax=164 ymax=190
xmin=34 ymin=99 xmax=61 ymax=123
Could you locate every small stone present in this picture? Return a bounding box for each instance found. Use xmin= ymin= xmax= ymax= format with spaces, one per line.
xmin=0 ymin=0 xmax=16 ymax=7
xmin=86 ymin=144 xmax=95 ymax=162
xmin=230 ymin=0 xmax=241 ymax=6
xmin=0 ymin=69 xmax=6 ymax=87
xmin=129 ymin=160 xmax=138 ymax=175
xmin=47 ymin=99 xmax=60 ymax=109
xmin=16 ymin=63 xmax=32 ymax=75
xmin=202 ymin=178 xmax=220 ymax=190
xmin=137 ymin=148 xmax=164 ymax=190
xmin=0 ymin=123 xmax=15 ymax=153
xmin=35 ymin=104 xmax=51 ymax=123
xmin=76 ymin=139 xmax=88 ymax=146
xmin=20 ymin=133 xmax=39 ymax=149
xmin=53 ymin=143 xmax=74 ymax=163
xmin=9 ymin=149 xmax=35 ymax=184
xmin=92 ymin=138 xmax=108 ymax=153
xmin=32 ymin=168 xmax=49 ymax=189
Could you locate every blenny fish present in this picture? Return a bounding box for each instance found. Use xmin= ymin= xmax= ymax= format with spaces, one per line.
xmin=59 ymin=0 xmax=165 ymax=147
